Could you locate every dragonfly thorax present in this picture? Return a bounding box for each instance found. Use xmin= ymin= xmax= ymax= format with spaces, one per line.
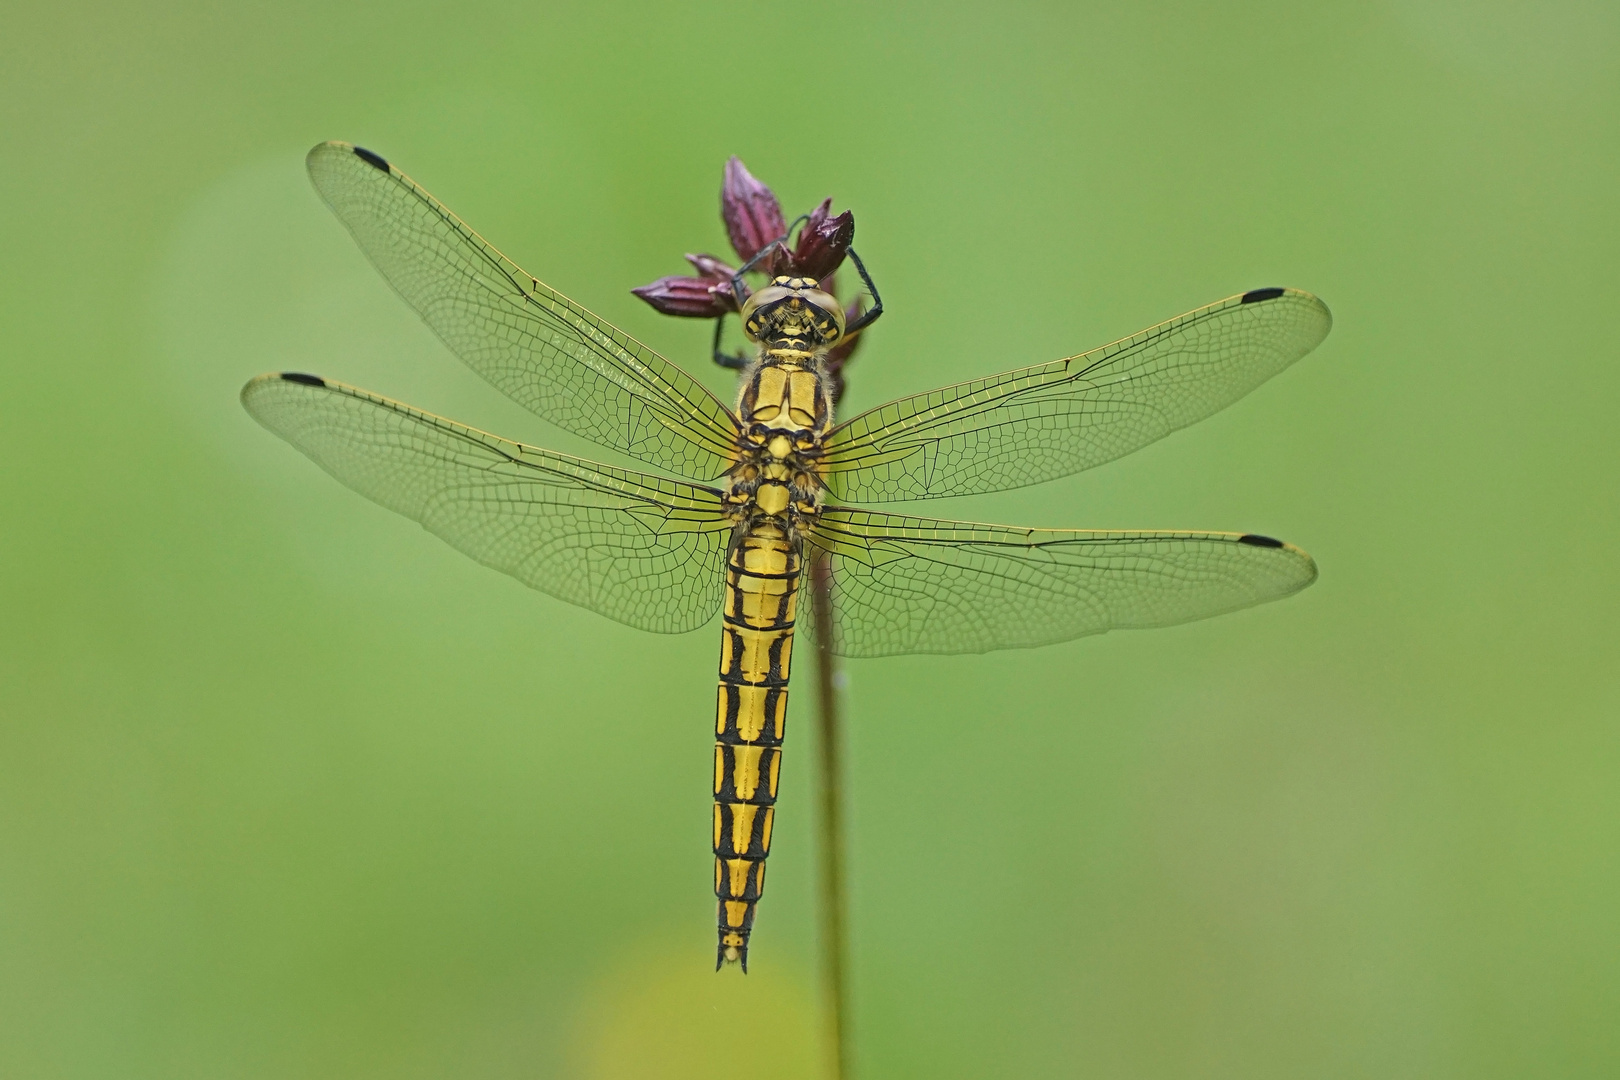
xmin=740 ymin=276 xmax=845 ymax=349
xmin=727 ymin=353 xmax=832 ymax=524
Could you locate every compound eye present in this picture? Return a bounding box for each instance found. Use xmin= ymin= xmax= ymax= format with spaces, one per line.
xmin=799 ymin=289 xmax=846 ymax=341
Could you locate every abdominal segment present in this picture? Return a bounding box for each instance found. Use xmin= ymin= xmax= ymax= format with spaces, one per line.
xmin=713 ymin=521 xmax=800 ymax=971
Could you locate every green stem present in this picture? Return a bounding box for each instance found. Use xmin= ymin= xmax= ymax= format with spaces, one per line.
xmin=810 ymin=552 xmax=850 ymax=1080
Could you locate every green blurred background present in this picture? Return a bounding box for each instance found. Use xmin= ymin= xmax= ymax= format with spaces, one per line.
xmin=4 ymin=1 xmax=1618 ymax=1076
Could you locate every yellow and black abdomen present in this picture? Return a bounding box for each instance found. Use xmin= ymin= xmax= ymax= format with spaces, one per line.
xmin=713 ymin=520 xmax=800 ymax=971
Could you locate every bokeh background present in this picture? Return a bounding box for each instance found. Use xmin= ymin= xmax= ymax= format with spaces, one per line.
xmin=4 ymin=2 xmax=1618 ymax=1076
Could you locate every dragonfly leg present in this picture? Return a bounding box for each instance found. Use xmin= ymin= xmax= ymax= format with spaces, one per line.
xmin=712 ymin=315 xmax=750 ymax=370
xmin=843 ymin=248 xmax=884 ymax=334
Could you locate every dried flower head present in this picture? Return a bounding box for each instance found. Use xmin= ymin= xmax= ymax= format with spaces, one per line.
xmin=630 ymin=274 xmax=729 ymax=319
xmin=721 ymin=156 xmax=787 ymax=264
xmin=631 ymin=157 xmax=873 ymax=402
xmin=792 ymin=198 xmax=855 ymax=283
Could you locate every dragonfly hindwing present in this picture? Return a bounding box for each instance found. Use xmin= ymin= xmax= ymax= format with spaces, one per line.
xmin=242 ymin=373 xmax=732 ymax=634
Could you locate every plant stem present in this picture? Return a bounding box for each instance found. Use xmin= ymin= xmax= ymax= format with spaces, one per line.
xmin=810 ymin=552 xmax=850 ymax=1080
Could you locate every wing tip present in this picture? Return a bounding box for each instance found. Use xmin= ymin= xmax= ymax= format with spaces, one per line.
xmin=351 ymin=145 xmax=391 ymax=173
xmin=305 ymin=141 xmax=390 ymax=175
xmin=1237 ymin=533 xmax=1319 ymax=591
xmin=1237 ymin=285 xmax=1333 ymax=343
xmin=1240 ymin=287 xmax=1287 ymax=304
xmin=240 ymin=370 xmax=328 ymax=408
xmin=307 ymin=139 xmax=349 ymax=162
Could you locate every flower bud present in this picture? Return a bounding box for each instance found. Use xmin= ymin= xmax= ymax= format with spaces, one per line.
xmin=630 ymin=275 xmax=736 ymax=318
xmin=722 ymin=157 xmax=787 ymax=262
xmin=792 ymin=198 xmax=855 ymax=281
xmin=685 ymin=252 xmax=737 ymax=280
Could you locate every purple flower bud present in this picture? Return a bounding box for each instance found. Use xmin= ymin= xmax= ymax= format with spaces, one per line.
xmin=722 ymin=157 xmax=787 ymax=262
xmin=791 ymin=198 xmax=855 ymax=281
xmin=685 ymin=253 xmax=738 ymax=280
xmin=630 ymin=275 xmax=737 ymax=318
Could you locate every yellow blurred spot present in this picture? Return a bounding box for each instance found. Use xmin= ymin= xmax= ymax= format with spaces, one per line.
xmin=571 ymin=944 xmax=827 ymax=1080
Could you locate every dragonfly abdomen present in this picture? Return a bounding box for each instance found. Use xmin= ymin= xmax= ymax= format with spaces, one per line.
xmin=714 ymin=520 xmax=801 ymax=971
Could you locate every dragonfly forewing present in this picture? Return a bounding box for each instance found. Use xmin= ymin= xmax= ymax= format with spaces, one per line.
xmin=822 ymin=287 xmax=1330 ymax=502
xmin=242 ymin=372 xmax=733 ymax=634
xmin=805 ymin=507 xmax=1317 ymax=657
xmin=306 ymin=142 xmax=740 ymax=482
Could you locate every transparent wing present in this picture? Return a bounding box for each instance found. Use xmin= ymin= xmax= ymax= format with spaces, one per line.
xmin=306 ymin=141 xmax=739 ymax=482
xmin=804 ymin=506 xmax=1316 ymax=657
xmin=822 ymin=288 xmax=1330 ymax=502
xmin=241 ymin=372 xmax=732 ymax=634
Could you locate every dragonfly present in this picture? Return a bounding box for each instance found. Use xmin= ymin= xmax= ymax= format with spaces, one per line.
xmin=242 ymin=141 xmax=1331 ymax=972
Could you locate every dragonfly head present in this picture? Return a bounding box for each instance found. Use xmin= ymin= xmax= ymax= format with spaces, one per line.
xmin=740 ymin=276 xmax=846 ymax=348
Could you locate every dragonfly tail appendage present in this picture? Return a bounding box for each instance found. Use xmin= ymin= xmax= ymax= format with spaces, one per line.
xmin=714 ymin=523 xmax=801 ymax=972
